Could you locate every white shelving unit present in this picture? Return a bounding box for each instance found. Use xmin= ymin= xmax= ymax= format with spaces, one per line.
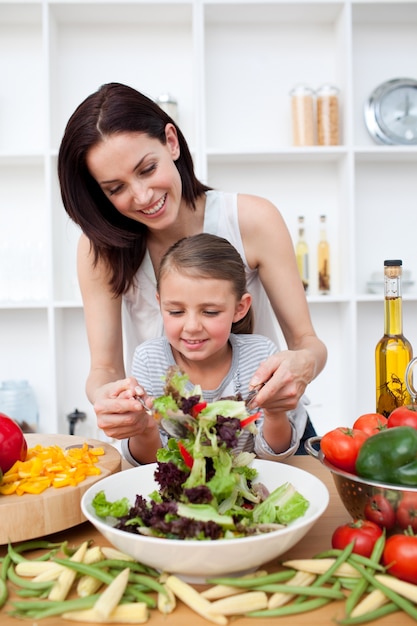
xmin=1 ymin=0 xmax=417 ymax=437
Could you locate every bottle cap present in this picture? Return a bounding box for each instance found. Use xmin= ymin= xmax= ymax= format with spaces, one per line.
xmin=384 ymin=260 xmax=402 ymax=266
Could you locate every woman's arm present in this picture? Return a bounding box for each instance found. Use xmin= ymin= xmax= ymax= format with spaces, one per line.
xmin=237 ymin=194 xmax=328 ymax=409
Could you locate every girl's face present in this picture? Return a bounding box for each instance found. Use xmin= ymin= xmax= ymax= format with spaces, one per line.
xmin=86 ymin=126 xmax=182 ymax=228
xmin=157 ymin=270 xmax=251 ymax=365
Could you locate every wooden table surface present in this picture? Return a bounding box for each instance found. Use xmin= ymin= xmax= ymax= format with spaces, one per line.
xmin=0 ymin=455 xmax=412 ymax=625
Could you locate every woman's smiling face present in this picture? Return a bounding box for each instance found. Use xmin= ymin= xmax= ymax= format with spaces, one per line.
xmin=86 ymin=126 xmax=182 ymax=228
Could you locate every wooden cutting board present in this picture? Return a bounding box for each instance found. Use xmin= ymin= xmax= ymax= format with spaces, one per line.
xmin=0 ymin=433 xmax=121 ymax=544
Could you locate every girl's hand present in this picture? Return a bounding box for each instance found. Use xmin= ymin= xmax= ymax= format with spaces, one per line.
xmin=249 ymin=350 xmax=314 ymax=412
xmin=93 ymin=377 xmax=158 ymax=440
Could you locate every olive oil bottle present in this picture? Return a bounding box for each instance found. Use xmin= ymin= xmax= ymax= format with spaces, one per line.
xmin=295 ymin=215 xmax=309 ymax=292
xmin=375 ymin=260 xmax=413 ymax=417
xmin=318 ymin=214 xmax=330 ymax=294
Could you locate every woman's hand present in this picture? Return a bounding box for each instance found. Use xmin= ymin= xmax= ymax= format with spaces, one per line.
xmin=93 ymin=377 xmax=158 ymax=440
xmin=248 ymin=350 xmax=314 ymax=412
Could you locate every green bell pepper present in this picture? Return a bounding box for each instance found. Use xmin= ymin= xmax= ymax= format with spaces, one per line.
xmin=355 ymin=426 xmax=417 ymax=486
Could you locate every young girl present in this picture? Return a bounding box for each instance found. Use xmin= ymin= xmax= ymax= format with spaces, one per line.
xmin=122 ymin=233 xmax=305 ymax=465
xmin=58 ymin=82 xmax=326 ymax=443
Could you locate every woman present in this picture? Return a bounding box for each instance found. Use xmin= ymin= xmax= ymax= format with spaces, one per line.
xmin=58 ymin=82 xmax=327 ymax=447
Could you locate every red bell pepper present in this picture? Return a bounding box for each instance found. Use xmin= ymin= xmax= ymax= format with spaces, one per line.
xmin=240 ymin=411 xmax=262 ymax=428
xmin=178 ymin=441 xmax=194 ymax=469
xmin=191 ymin=402 xmax=207 ymax=417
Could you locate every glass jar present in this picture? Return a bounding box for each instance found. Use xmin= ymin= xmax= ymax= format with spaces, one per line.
xmin=155 ymin=93 xmax=179 ymax=123
xmin=0 ymin=380 xmax=39 ymax=432
xmin=316 ymin=84 xmax=340 ymax=146
xmin=289 ymin=84 xmax=315 ymax=146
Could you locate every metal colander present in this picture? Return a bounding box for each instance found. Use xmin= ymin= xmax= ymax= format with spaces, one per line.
xmin=305 ymin=436 xmax=417 ymax=525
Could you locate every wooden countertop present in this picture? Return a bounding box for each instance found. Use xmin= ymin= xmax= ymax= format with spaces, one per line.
xmin=0 ymin=455 xmax=410 ymax=625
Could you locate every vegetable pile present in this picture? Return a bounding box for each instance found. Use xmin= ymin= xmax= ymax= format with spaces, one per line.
xmin=0 ymin=443 xmax=104 ymax=495
xmin=92 ymin=367 xmax=309 ymax=540
xmin=3 ymin=533 xmax=417 ymax=624
xmin=321 ymin=407 xmax=417 ymax=487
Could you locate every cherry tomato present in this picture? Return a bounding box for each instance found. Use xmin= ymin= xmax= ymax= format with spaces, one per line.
xmin=364 ymin=494 xmax=396 ymax=530
xmin=383 ymin=532 xmax=417 ymax=584
xmin=396 ymin=492 xmax=417 ymax=532
xmin=388 ymin=405 xmax=417 ymax=430
xmin=321 ymin=427 xmax=368 ymax=474
xmin=353 ymin=413 xmax=388 ymax=436
xmin=332 ymin=519 xmax=383 ymax=557
xmin=0 ymin=413 xmax=27 ymax=473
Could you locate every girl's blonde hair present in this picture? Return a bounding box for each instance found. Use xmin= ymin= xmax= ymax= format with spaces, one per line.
xmin=157 ymin=233 xmax=254 ymax=334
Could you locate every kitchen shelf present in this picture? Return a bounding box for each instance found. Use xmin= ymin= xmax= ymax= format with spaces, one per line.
xmin=1 ymin=0 xmax=416 ymax=437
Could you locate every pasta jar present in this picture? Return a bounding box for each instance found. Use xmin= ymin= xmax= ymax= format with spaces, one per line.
xmin=289 ymin=84 xmax=315 ymax=146
xmin=316 ymin=84 xmax=340 ymax=145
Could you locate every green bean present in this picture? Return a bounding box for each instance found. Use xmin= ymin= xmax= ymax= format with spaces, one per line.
xmin=345 ymin=533 xmax=386 ymax=616
xmin=7 ymin=564 xmax=54 ymax=591
xmin=247 ymin=582 xmax=340 ymax=617
xmin=10 ymin=594 xmax=100 ymax=619
xmin=125 ymin=584 xmax=157 ymax=608
xmin=207 ymin=569 xmax=295 ymax=587
xmin=128 ymin=572 xmax=168 ymax=595
xmin=253 ymin=582 xmax=345 ymax=599
xmin=337 ymin=602 xmax=399 ymax=624
xmin=52 ymin=557 xmax=114 ymax=584
xmin=93 ymin=558 xmax=158 ymax=575
xmin=15 ymin=588 xmax=48 ymax=598
xmin=315 ymin=548 xmax=386 ymax=572
xmin=0 ymin=576 xmax=8 ymax=609
xmin=7 ymin=542 xmax=29 ymax=564
xmin=0 ymin=553 xmax=11 ymax=582
xmin=349 ymin=561 xmax=417 ymax=621
xmin=12 ymin=540 xmax=64 ymax=553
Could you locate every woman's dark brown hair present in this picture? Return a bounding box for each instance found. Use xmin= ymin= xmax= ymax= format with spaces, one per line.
xmin=58 ymin=82 xmax=210 ymax=296
xmin=157 ymin=233 xmax=254 ymax=334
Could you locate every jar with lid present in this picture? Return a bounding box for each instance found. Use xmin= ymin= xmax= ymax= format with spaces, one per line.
xmin=316 ymin=84 xmax=340 ymax=146
xmin=0 ymin=380 xmax=39 ymax=432
xmin=289 ymin=84 xmax=315 ymax=146
xmin=155 ymin=93 xmax=179 ymax=123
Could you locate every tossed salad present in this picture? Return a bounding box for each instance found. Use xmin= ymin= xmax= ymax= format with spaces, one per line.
xmin=92 ymin=367 xmax=309 ymax=540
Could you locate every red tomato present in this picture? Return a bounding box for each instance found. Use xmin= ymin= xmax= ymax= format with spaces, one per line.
xmin=396 ymin=492 xmax=417 ymax=532
xmin=364 ymin=494 xmax=396 ymax=530
xmin=332 ymin=519 xmax=383 ymax=557
xmin=0 ymin=413 xmax=27 ymax=473
xmin=353 ymin=413 xmax=388 ymax=436
xmin=321 ymin=427 xmax=368 ymax=473
xmin=383 ymin=533 xmax=417 ymax=584
xmin=388 ymin=405 xmax=417 ymax=430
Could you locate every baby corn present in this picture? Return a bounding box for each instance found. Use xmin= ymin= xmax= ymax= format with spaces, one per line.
xmin=208 ymin=590 xmax=268 ymax=615
xmin=165 ymin=574 xmax=228 ymax=625
xmin=268 ymin=570 xmax=316 ymax=608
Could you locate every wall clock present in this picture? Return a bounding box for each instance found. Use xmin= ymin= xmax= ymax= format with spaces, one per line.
xmin=364 ymin=78 xmax=417 ymax=145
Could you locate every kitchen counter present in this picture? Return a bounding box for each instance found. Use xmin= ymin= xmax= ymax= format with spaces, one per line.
xmin=0 ymin=455 xmax=411 ymax=625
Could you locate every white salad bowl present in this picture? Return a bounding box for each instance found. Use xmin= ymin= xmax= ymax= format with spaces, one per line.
xmin=81 ymin=459 xmax=329 ymax=581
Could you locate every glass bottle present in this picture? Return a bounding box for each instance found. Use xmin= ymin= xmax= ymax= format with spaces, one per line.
xmin=375 ymin=260 xmax=413 ymax=417
xmin=295 ymin=216 xmax=309 ymax=292
xmin=318 ymin=214 xmax=330 ymax=294
xmin=0 ymin=380 xmax=39 ymax=432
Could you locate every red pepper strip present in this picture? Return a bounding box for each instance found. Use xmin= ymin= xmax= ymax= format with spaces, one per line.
xmin=240 ymin=411 xmax=262 ymax=428
xmin=178 ymin=441 xmax=194 ymax=468
xmin=191 ymin=402 xmax=208 ymax=417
